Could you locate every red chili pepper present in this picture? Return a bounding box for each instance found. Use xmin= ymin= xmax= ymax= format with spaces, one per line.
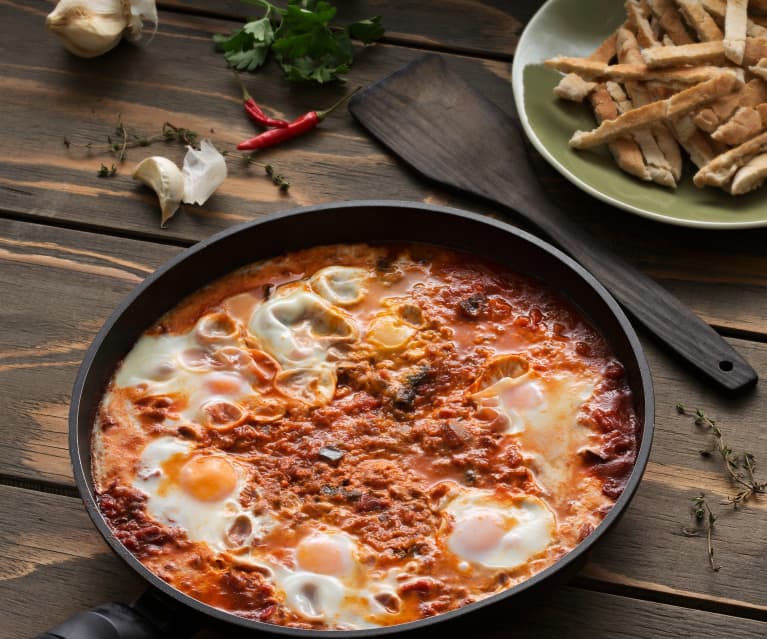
xmin=236 ymin=87 xmax=361 ymax=151
xmin=234 ymin=73 xmax=289 ymax=129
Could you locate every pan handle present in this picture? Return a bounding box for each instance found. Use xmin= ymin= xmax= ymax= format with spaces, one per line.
xmin=34 ymin=590 xmax=200 ymax=639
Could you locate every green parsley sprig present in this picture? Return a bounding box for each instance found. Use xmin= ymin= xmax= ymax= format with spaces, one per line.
xmin=213 ymin=0 xmax=384 ymax=83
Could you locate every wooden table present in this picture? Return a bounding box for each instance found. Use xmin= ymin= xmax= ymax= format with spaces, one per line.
xmin=1 ymin=1 xmax=765 ymax=637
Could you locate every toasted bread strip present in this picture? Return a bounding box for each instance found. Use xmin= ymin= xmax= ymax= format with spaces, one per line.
xmin=544 ymin=57 xmax=728 ymax=85
xmin=744 ymin=36 xmax=767 ymax=65
xmin=711 ymin=105 xmax=767 ymax=144
xmin=642 ymin=40 xmax=725 ymax=66
xmin=678 ymin=126 xmax=720 ymax=165
xmin=627 ymin=0 xmax=663 ymax=47
xmin=605 ymin=81 xmax=677 ymax=186
xmin=700 ymin=0 xmax=726 ymax=20
xmin=554 ymin=73 xmax=598 ymax=102
xmin=642 ymin=37 xmax=767 ymax=66
xmin=616 ymin=28 xmax=683 ymax=180
xmin=724 ymin=0 xmax=748 ymax=64
xmin=675 ymin=0 xmax=723 ymax=40
xmin=731 ymin=152 xmax=767 ymax=193
xmin=646 ymin=0 xmax=695 ymax=43
xmin=589 ymin=84 xmax=652 ymax=180
xmin=570 ymin=73 xmax=740 ymax=148
xmin=590 ymin=31 xmax=620 ymax=63
xmin=641 ymin=0 xmax=720 ymax=169
xmin=747 ymin=21 xmax=767 ymax=38
xmin=693 ymin=78 xmax=767 ymax=131
xmin=694 ymin=128 xmax=767 ymax=186
xmin=578 ymin=28 xmax=649 ymax=179
xmin=698 ymin=0 xmax=767 ymax=36
xmin=749 ymin=58 xmax=767 ymax=81
xmin=553 ymin=31 xmax=619 ymax=104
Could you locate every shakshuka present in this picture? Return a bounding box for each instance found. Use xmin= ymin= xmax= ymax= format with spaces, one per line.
xmin=93 ymin=243 xmax=639 ymax=629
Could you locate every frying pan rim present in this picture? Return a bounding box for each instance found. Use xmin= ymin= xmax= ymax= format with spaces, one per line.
xmin=69 ymin=199 xmax=654 ymax=637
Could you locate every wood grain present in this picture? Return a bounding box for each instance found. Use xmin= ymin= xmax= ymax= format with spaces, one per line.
xmin=2 ymin=485 xmax=764 ymax=639
xmin=1 ymin=2 xmax=765 ymax=338
xmin=159 ymin=0 xmax=531 ymax=59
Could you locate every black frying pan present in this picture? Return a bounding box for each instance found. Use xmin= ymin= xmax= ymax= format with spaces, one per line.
xmin=40 ymin=201 xmax=654 ymax=638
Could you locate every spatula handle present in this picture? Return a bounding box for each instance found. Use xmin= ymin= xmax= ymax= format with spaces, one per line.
xmin=493 ymin=182 xmax=756 ymax=392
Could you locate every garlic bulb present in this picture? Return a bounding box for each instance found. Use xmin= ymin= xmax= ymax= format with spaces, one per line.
xmin=46 ymin=0 xmax=158 ymax=58
xmin=133 ymin=156 xmax=184 ymax=228
xmin=182 ymin=140 xmax=228 ymax=206
xmin=133 ymin=141 xmax=227 ymax=227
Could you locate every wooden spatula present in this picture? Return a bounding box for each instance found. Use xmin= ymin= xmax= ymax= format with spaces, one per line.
xmin=349 ymin=54 xmax=757 ymax=393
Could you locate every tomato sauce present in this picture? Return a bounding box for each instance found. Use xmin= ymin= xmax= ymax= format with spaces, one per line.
xmin=93 ymin=243 xmax=639 ymax=629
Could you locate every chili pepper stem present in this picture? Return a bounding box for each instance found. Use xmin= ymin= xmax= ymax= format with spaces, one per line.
xmin=315 ymin=86 xmax=362 ymax=121
xmin=233 ymin=71 xmax=253 ymax=102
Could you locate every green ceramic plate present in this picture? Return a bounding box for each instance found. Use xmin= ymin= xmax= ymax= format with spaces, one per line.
xmin=511 ymin=0 xmax=767 ymax=229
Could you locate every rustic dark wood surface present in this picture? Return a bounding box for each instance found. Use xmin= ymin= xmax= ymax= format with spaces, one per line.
xmin=0 ymin=1 xmax=765 ymax=638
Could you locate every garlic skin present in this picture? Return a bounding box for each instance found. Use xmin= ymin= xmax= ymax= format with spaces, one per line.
xmin=133 ymin=142 xmax=227 ymax=228
xmin=126 ymin=0 xmax=158 ymax=42
xmin=182 ymin=140 xmax=228 ymax=206
xmin=46 ymin=0 xmax=158 ymax=58
xmin=133 ymin=156 xmax=185 ymax=228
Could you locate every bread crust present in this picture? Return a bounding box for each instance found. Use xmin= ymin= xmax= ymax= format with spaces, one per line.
xmin=731 ymin=151 xmax=767 ymax=193
xmin=675 ymin=0 xmax=723 ymax=41
xmin=711 ymin=105 xmax=766 ymax=145
xmin=724 ymin=0 xmax=749 ymax=64
xmin=694 ymin=128 xmax=767 ymax=186
xmin=570 ymin=73 xmax=741 ymax=148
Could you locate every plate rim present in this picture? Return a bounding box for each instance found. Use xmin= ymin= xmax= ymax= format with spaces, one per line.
xmin=510 ymin=0 xmax=767 ymax=230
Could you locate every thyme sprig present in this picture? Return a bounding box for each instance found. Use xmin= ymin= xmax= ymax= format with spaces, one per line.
xmin=682 ymin=494 xmax=720 ymax=571
xmin=64 ymin=122 xmax=200 ymax=166
xmin=64 ymin=121 xmax=289 ymax=191
xmin=676 ymin=404 xmax=766 ymax=571
xmin=97 ymin=163 xmax=117 ymax=178
xmin=676 ymin=404 xmax=767 ymax=506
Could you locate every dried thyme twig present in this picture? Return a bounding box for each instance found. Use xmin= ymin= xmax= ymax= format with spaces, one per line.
xmin=676 ymin=404 xmax=766 ymax=571
xmin=677 ymin=404 xmax=767 ymax=506
xmin=64 ymin=121 xmax=289 ymax=191
xmin=682 ymin=494 xmax=720 ymax=571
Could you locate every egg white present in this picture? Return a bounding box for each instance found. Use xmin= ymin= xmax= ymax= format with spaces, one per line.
xmin=444 ymin=490 xmax=556 ymax=570
xmin=134 ymin=437 xmax=272 ymax=554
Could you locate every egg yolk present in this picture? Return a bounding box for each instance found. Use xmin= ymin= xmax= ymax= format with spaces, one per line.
xmin=449 ymin=510 xmax=507 ymax=556
xmin=296 ymin=535 xmax=351 ymax=576
xmin=499 ymin=380 xmax=543 ymax=411
xmin=366 ymin=315 xmax=415 ymax=350
xmin=205 ymin=373 xmax=245 ymax=396
xmin=179 ymin=455 xmax=238 ymax=501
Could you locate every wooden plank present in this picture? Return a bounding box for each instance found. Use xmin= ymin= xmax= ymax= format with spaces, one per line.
xmin=0 ymin=220 xmax=179 ymax=485
xmin=0 ymin=2 xmax=512 ymax=243
xmin=1 ymin=3 xmax=766 ymax=336
xmin=158 ymin=0 xmax=531 ymax=59
xmin=2 ymin=485 xmax=764 ymax=639
xmin=0 ymin=218 xmax=766 ymax=616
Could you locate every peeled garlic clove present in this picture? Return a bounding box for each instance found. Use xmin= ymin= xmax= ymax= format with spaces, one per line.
xmin=46 ymin=0 xmax=130 ymax=58
xmin=181 ymin=139 xmax=227 ymax=206
xmin=133 ymin=156 xmax=184 ymax=227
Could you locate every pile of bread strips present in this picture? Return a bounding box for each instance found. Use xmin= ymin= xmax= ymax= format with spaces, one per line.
xmin=545 ymin=0 xmax=767 ymax=195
